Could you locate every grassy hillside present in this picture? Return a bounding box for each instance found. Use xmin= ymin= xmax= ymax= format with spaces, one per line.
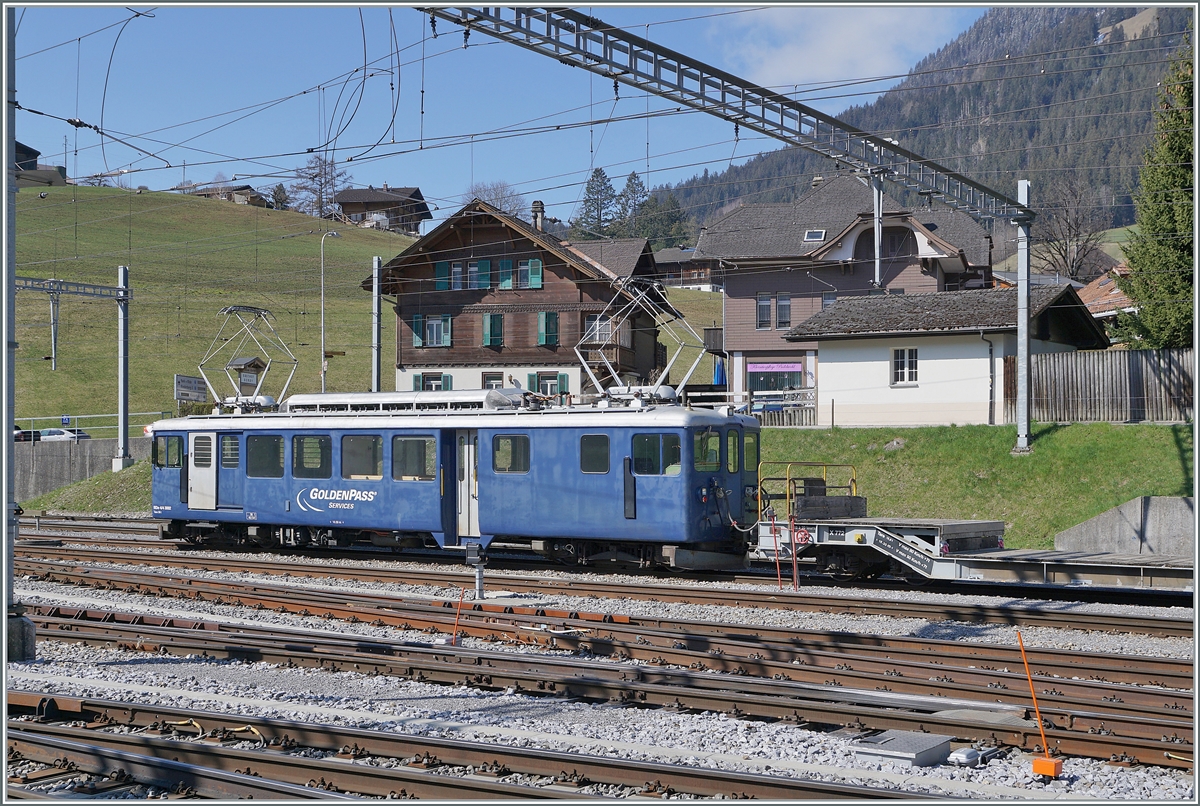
xmin=25 ymin=422 xmax=1191 ymax=551
xmin=15 ymin=185 xmax=413 ymax=427
xmin=659 ymin=287 xmax=723 ymax=387
xmin=762 ymin=422 xmax=1192 ymax=549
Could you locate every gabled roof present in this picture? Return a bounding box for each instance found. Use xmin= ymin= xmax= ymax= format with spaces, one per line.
xmin=694 ymin=174 xmax=990 ymax=267
xmin=784 ymin=286 xmax=1109 ymax=348
xmin=334 ymin=186 xmax=432 ymax=220
xmin=1077 ymin=265 xmax=1136 ymax=318
xmin=569 ymin=238 xmax=651 ymax=279
xmin=653 ymin=247 xmax=698 ymax=264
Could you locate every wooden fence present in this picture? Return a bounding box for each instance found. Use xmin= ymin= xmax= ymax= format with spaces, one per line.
xmin=1004 ymin=348 xmax=1192 ymax=423
xmin=755 ymin=406 xmax=818 ymax=427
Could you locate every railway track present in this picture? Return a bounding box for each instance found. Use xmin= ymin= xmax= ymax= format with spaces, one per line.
xmin=7 ymin=692 xmax=928 ymax=799
xmin=17 ymin=544 xmax=1194 ymax=638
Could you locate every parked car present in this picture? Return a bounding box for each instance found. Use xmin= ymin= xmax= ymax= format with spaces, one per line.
xmin=39 ymin=427 xmax=91 ymax=441
xmin=12 ymin=426 xmax=39 ymax=442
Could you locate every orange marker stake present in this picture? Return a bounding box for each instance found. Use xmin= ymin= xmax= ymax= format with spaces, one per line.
xmin=450 ymin=586 xmax=467 ymax=647
xmin=1017 ymin=630 xmax=1063 ymax=778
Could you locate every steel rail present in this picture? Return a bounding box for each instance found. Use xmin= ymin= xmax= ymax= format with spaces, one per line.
xmin=22 ymin=604 xmax=1194 ymax=768
xmin=7 ymin=692 xmax=936 ymax=799
xmin=19 ymin=545 xmax=1192 ymax=638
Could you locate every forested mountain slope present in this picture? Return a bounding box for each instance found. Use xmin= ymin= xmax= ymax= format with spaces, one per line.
xmin=668 ymin=7 xmax=1193 ymax=230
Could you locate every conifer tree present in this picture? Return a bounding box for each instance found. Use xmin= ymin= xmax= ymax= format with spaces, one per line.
xmin=611 ymin=172 xmax=649 ymax=238
xmin=1114 ymin=33 xmax=1194 ymax=348
xmin=570 ymin=168 xmax=616 ymax=240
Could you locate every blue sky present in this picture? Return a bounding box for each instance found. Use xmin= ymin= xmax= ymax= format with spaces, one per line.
xmin=11 ymin=4 xmax=988 ymax=229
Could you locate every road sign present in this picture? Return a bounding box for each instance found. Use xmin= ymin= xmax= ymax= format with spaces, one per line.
xmin=60 ymin=415 xmax=70 ymax=426
xmin=174 ymin=374 xmax=208 ymax=403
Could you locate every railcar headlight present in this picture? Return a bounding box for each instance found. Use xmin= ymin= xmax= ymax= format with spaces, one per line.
xmin=697 ymin=487 xmax=708 ymax=504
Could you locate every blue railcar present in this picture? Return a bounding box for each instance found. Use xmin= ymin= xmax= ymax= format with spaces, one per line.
xmin=149 ymin=389 xmax=761 ymax=568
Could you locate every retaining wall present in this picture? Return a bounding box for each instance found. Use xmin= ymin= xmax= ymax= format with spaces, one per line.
xmin=1054 ymin=496 xmax=1195 ymax=556
xmin=13 ymin=437 xmax=151 ymax=502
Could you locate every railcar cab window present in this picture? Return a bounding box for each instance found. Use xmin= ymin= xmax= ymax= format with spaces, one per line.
xmin=246 ymin=435 xmax=284 ymax=478
xmin=727 ymin=430 xmax=740 ymax=473
xmin=633 ymin=433 xmax=682 ymax=476
xmin=343 ymin=435 xmax=383 ymax=480
xmin=580 ymin=434 xmax=610 ymax=474
xmin=694 ymin=429 xmax=720 ymax=472
xmin=393 ymin=436 xmax=436 ymax=481
xmin=492 ymin=435 xmax=530 ymax=473
xmin=744 ymin=432 xmax=759 ymax=473
xmin=153 ymin=435 xmax=183 ymax=468
xmin=292 ymin=435 xmax=332 ymax=479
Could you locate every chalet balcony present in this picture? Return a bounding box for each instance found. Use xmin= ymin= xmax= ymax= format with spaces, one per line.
xmin=578 ymin=342 xmax=636 ymax=373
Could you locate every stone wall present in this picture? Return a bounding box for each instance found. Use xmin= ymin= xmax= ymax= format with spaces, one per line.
xmin=1054 ymin=496 xmax=1195 ymax=556
xmin=14 ymin=437 xmax=151 ymax=501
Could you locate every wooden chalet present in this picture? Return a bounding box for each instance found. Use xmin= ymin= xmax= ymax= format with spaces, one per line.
xmin=367 ymin=199 xmax=664 ymax=395
xmin=334 ymin=185 xmax=432 ymax=236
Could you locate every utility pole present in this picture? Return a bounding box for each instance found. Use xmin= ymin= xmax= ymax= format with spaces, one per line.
xmin=6 ymin=6 xmax=36 ymax=660
xmin=113 ymin=265 xmax=133 ymax=471
xmin=371 ymin=256 xmax=382 ymax=393
xmin=1014 ymin=180 xmax=1032 ymax=453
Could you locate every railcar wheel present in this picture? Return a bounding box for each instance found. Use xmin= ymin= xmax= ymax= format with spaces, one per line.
xmin=827 ymin=570 xmax=865 ymax=585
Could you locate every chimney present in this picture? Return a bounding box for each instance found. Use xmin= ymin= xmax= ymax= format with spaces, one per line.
xmin=382 ymin=182 xmax=389 ymax=192
xmin=811 ymin=175 xmax=824 ymax=189
xmin=531 ymin=199 xmax=546 ymax=231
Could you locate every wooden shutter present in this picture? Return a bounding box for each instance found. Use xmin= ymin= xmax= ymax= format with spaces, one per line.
xmin=498 ymin=259 xmax=513 ymax=290
xmin=412 ymin=314 xmax=424 ymax=347
xmin=441 ymin=374 xmax=453 ymax=391
xmin=558 ymin=373 xmax=569 ymax=394
xmin=412 ymin=374 xmax=422 ymax=391
xmin=441 ymin=314 xmax=452 ymax=347
xmin=529 ymin=259 xmax=543 ymax=289
xmin=434 ymin=261 xmax=449 ymax=291
xmin=478 ymin=259 xmax=491 ymax=289
xmin=527 ymin=373 xmax=538 ymax=391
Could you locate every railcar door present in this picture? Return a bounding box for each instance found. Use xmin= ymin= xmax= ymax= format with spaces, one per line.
xmin=216 ymin=433 xmax=243 ymax=510
xmin=456 ymin=430 xmax=480 ymax=537
xmin=188 ymin=432 xmax=217 ymax=510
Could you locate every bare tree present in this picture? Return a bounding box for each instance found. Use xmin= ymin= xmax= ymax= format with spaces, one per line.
xmin=288 ymin=155 xmax=353 ymax=219
xmin=1032 ymin=174 xmax=1114 ymax=281
xmin=461 ymin=180 xmax=527 ymax=217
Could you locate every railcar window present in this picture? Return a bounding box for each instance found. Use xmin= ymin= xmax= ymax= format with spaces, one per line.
xmin=492 ymin=435 xmax=530 ymax=473
xmin=393 ymin=436 xmax=436 ymax=480
xmin=193 ymin=436 xmax=212 ymax=468
xmin=727 ymin=430 xmax=740 ymax=474
xmin=246 ymin=435 xmax=284 ymax=478
xmin=580 ymin=434 xmax=609 ymax=473
xmin=153 ymin=436 xmax=183 ymax=468
xmin=634 ymin=434 xmax=682 ymax=476
xmin=343 ymin=435 xmax=383 ymax=480
xmin=744 ymin=432 xmax=759 ymax=473
xmin=293 ymin=435 xmax=332 ymax=479
xmin=694 ymin=430 xmax=720 ymax=472
xmin=220 ymin=435 xmax=239 ymax=469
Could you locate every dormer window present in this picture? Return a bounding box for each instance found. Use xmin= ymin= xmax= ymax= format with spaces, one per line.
xmin=804 ymin=229 xmax=826 ymax=242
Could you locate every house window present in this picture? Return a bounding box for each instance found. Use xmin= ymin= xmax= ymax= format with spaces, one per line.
xmin=467 ymin=261 xmax=481 ymax=289
xmin=482 ymin=313 xmax=504 ymax=346
xmin=804 ymin=229 xmax=826 ymax=242
xmin=776 ymin=293 xmax=791 ymax=329
xmin=492 ymin=434 xmax=530 ymax=473
xmin=632 ymin=433 xmax=682 ymax=476
xmin=580 ymin=434 xmax=609 ymax=474
xmin=892 ymin=348 xmax=918 ymax=385
xmin=517 ymin=260 xmax=530 ymax=288
xmin=342 ymin=434 xmax=383 ymax=480
xmin=246 ymin=435 xmax=284 ymax=478
xmin=536 ymin=372 xmax=565 ymax=396
xmin=584 ymin=314 xmax=612 ymax=342
xmin=887 ymin=232 xmax=907 ymax=256
xmin=821 ymin=291 xmax=838 ymax=310
xmin=451 ymin=261 xmax=464 ymax=290
xmin=425 ymin=316 xmax=447 ymax=347
xmin=516 ymin=258 xmax=543 ymax=289
xmin=538 ymin=311 xmax=559 ymax=346
xmin=392 ymin=436 xmax=436 ymax=481
xmin=421 ymin=374 xmax=452 ymax=391
xmin=292 ymin=435 xmax=332 ymax=479
xmin=756 ymin=293 xmax=772 ymax=329
xmin=482 ymin=372 xmax=504 ymax=390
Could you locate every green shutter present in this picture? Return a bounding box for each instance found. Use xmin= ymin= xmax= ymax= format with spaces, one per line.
xmin=412 ymin=374 xmax=422 ymax=391
xmin=546 ymin=311 xmax=558 ymax=345
xmin=478 ymin=259 xmax=491 ymax=289
xmin=558 ymin=373 xmax=569 ymax=394
xmin=529 ymin=258 xmax=543 ymax=289
xmin=434 ymin=261 xmax=449 ymax=291
xmin=412 ymin=314 xmax=424 ymax=347
xmin=441 ymin=314 xmax=452 ymax=347
xmin=441 ymin=374 xmax=452 ymax=391
xmin=498 ymin=259 xmax=513 ymax=290
xmin=527 ymin=373 xmax=537 ymax=391
xmin=537 ymin=312 xmax=546 ymax=345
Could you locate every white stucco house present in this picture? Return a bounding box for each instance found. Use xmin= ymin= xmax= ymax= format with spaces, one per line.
xmin=784 ymin=286 xmax=1109 ymax=427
